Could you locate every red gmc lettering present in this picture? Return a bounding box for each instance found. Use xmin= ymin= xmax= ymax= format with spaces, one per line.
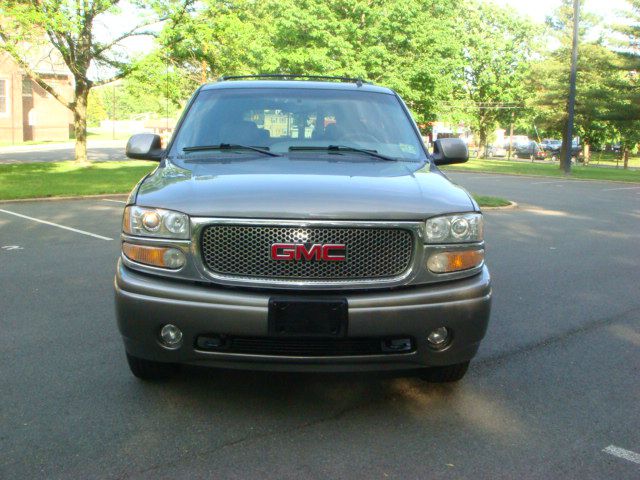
xmin=271 ymin=243 xmax=346 ymax=261
xmin=322 ymin=244 xmax=346 ymax=261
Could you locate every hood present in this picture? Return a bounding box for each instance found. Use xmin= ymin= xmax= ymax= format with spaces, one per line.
xmin=134 ymin=158 xmax=475 ymax=220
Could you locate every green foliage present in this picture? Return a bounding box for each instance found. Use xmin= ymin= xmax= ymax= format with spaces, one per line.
xmin=87 ymin=90 xmax=108 ymax=126
xmin=450 ymin=2 xmax=539 ymax=149
xmin=97 ymin=52 xmax=197 ymax=120
xmin=162 ymin=0 xmax=468 ymax=123
xmin=530 ymin=0 xmax=640 ymax=152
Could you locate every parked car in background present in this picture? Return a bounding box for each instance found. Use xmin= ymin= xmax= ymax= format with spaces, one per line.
xmin=541 ymin=139 xmax=562 ymax=152
xmin=515 ymin=141 xmax=546 ymax=160
xmin=546 ymin=142 xmax=583 ymax=162
xmin=487 ymin=144 xmax=507 ymax=157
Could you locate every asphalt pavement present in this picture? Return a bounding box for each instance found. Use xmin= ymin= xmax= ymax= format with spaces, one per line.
xmin=0 ymin=172 xmax=639 ymax=479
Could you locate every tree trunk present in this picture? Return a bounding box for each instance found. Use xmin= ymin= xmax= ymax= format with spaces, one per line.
xmin=559 ymin=116 xmax=570 ymax=172
xmin=623 ymin=147 xmax=629 ymax=170
xmin=478 ymin=126 xmax=487 ymax=158
xmin=73 ymin=84 xmax=89 ymax=164
xmin=584 ymin=143 xmax=590 ymax=165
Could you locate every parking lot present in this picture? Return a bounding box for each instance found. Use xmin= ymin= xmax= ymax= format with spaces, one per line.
xmin=1 ymin=172 xmax=639 ymax=479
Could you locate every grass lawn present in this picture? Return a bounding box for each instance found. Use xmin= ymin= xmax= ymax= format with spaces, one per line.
xmin=0 ymin=161 xmax=156 ymax=200
xmin=472 ymin=195 xmax=511 ymax=208
xmin=588 ymin=151 xmax=640 ymax=168
xmin=444 ymin=158 xmax=640 ymax=183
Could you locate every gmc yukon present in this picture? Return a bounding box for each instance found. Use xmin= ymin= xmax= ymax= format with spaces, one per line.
xmin=115 ymin=75 xmax=491 ymax=382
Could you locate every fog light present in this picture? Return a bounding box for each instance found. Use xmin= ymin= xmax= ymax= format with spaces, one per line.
xmin=160 ymin=324 xmax=183 ymax=347
xmin=162 ymin=248 xmax=186 ymax=269
xmin=427 ymin=327 xmax=449 ymax=348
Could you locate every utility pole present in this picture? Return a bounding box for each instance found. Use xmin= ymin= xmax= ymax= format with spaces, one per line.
xmin=562 ymin=0 xmax=580 ymax=174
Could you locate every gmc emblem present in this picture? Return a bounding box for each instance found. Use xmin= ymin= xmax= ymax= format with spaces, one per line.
xmin=271 ymin=243 xmax=346 ymax=261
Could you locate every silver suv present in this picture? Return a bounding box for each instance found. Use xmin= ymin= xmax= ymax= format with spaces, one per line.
xmin=115 ymin=75 xmax=491 ymax=382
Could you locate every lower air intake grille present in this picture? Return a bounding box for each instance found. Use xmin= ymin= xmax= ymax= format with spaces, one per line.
xmin=196 ymin=336 xmax=415 ymax=356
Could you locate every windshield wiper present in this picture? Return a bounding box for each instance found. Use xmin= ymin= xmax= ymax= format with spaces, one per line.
xmin=183 ymin=143 xmax=280 ymax=157
xmin=289 ymin=145 xmax=397 ymax=161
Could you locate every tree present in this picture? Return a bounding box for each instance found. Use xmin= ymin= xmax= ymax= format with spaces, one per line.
xmin=163 ymin=0 xmax=467 ymax=124
xmin=0 ymin=0 xmax=191 ymax=163
xmin=96 ymin=50 xmax=198 ymax=120
xmin=606 ymin=0 xmax=640 ymax=167
xmin=531 ymin=1 xmax=623 ymax=164
xmin=451 ymin=2 xmax=537 ymax=156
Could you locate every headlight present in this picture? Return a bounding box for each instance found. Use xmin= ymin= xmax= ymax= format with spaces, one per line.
xmin=123 ymin=206 xmax=190 ymax=239
xmin=425 ymin=213 xmax=483 ymax=243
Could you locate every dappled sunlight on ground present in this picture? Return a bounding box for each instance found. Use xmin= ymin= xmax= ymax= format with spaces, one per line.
xmin=608 ymin=324 xmax=640 ymax=347
xmin=389 ymin=378 xmax=526 ymax=439
xmin=520 ymin=206 xmax=589 ymax=219
xmin=587 ymin=229 xmax=636 ymax=240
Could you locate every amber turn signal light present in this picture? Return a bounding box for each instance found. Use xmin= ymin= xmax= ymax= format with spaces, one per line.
xmin=427 ymin=249 xmax=484 ymax=273
xmin=122 ymin=243 xmax=186 ymax=269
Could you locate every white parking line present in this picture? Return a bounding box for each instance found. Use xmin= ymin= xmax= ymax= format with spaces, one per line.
xmin=102 ymin=199 xmax=126 ymax=204
xmin=601 ymin=186 xmax=640 ymax=192
xmin=603 ymin=445 xmax=640 ymax=465
xmin=0 ymin=208 xmax=113 ymax=241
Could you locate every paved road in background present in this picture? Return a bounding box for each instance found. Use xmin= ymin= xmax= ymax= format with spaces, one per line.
xmin=1 ymin=172 xmax=639 ymax=479
xmin=0 ymin=140 xmax=126 ymax=163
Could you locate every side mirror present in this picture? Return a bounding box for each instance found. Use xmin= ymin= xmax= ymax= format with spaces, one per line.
xmin=431 ymin=138 xmax=469 ymax=166
xmin=125 ymin=134 xmax=164 ymax=161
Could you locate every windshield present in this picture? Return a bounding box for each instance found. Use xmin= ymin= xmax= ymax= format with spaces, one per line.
xmin=169 ymin=88 xmax=426 ymax=162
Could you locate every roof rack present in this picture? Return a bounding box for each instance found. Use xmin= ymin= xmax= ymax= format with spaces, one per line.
xmin=217 ymin=74 xmax=368 ymax=87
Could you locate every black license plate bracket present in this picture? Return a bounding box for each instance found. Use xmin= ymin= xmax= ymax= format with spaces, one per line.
xmin=268 ymin=297 xmax=348 ymax=337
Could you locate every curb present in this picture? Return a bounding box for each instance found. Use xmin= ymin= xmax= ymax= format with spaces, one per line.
xmin=0 ymin=193 xmax=128 ymax=204
xmin=482 ymin=201 xmax=518 ymax=211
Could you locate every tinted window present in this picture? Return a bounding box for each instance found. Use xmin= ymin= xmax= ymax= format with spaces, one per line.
xmin=169 ymin=88 xmax=425 ymax=162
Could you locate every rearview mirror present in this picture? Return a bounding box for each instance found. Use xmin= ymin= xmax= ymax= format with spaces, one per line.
xmin=125 ymin=134 xmax=164 ymax=161
xmin=431 ymin=138 xmax=469 ymax=166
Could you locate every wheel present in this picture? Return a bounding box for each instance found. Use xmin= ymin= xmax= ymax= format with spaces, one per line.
xmin=419 ymin=361 xmax=470 ymax=383
xmin=126 ymin=353 xmax=179 ymax=380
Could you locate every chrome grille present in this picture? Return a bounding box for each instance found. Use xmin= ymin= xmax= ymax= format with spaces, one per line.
xmin=200 ymin=225 xmax=414 ymax=280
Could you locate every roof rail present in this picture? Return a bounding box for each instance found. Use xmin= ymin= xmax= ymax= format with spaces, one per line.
xmin=217 ymin=74 xmax=368 ymax=87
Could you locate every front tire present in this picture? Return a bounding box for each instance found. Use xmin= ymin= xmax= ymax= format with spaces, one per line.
xmin=419 ymin=361 xmax=470 ymax=383
xmin=126 ymin=353 xmax=179 ymax=380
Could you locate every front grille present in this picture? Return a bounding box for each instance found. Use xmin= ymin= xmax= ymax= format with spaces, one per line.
xmin=200 ymin=225 xmax=413 ymax=280
xmin=196 ymin=336 xmax=415 ymax=356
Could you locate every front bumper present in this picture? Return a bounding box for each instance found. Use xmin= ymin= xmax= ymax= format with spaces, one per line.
xmin=114 ymin=260 xmax=491 ymax=372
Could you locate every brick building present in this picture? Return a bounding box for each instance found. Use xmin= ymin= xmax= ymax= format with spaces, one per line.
xmin=0 ymin=49 xmax=74 ymax=143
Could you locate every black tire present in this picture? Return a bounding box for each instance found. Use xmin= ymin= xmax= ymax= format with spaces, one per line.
xmin=126 ymin=353 xmax=178 ymax=380
xmin=419 ymin=361 xmax=470 ymax=383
